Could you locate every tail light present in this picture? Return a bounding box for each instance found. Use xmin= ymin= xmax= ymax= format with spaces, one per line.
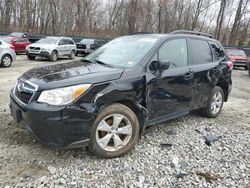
xmin=227 ymin=61 xmax=233 ymax=70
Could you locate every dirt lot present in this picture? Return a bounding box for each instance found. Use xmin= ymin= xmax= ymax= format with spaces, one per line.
xmin=0 ymin=56 xmax=249 ymax=187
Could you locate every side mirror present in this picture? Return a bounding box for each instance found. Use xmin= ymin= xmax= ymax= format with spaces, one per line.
xmin=150 ymin=60 xmax=170 ymax=73
xmin=159 ymin=61 xmax=170 ymax=71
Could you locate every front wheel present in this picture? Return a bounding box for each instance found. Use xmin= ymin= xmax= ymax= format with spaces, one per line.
xmin=1 ymin=54 xmax=12 ymax=68
xmin=69 ymin=50 xmax=75 ymax=60
xmin=50 ymin=51 xmax=58 ymax=62
xmin=89 ymin=103 xmax=140 ymax=158
xmin=201 ymin=86 xmax=224 ymax=118
xmin=27 ymin=55 xmax=36 ymax=60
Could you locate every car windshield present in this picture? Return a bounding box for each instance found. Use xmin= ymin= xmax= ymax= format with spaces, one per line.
xmin=37 ymin=37 xmax=59 ymax=44
xmin=226 ymin=50 xmax=246 ymax=56
xmin=80 ymin=39 xmax=95 ymax=44
xmin=84 ymin=36 xmax=158 ymax=68
xmin=10 ymin=32 xmax=24 ymax=37
xmin=0 ymin=37 xmax=11 ymax=43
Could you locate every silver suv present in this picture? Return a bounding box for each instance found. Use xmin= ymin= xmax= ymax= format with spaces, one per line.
xmin=0 ymin=40 xmax=16 ymax=68
xmin=26 ymin=37 xmax=76 ymax=62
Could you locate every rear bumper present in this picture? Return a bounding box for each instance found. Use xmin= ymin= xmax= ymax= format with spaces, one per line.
xmin=9 ymin=90 xmax=94 ymax=148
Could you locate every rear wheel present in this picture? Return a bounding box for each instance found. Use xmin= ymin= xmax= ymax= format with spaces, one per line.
xmin=50 ymin=50 xmax=58 ymax=62
xmin=1 ymin=54 xmax=12 ymax=68
xmin=201 ymin=86 xmax=224 ymax=118
xmin=89 ymin=103 xmax=140 ymax=158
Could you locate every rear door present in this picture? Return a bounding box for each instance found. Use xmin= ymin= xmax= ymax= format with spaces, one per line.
xmin=146 ymin=38 xmax=193 ymax=124
xmin=188 ymin=38 xmax=221 ymax=110
xmin=57 ymin=38 xmax=67 ymax=55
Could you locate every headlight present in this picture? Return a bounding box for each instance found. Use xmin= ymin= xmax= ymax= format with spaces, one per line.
xmin=41 ymin=47 xmax=51 ymax=51
xmin=38 ymin=84 xmax=91 ymax=105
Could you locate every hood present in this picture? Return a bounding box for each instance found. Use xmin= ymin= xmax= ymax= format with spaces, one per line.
xmin=228 ymin=56 xmax=247 ymax=60
xmin=21 ymin=60 xmax=124 ymax=91
xmin=28 ymin=43 xmax=56 ymax=48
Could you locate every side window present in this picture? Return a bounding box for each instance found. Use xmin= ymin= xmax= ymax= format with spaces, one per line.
xmin=66 ymin=39 xmax=74 ymax=45
xmin=209 ymin=42 xmax=226 ymax=61
xmin=58 ymin=39 xmax=65 ymax=45
xmin=156 ymin=39 xmax=188 ymax=69
xmin=189 ymin=39 xmax=212 ymax=65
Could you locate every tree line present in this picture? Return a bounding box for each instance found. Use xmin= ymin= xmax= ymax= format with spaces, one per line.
xmin=0 ymin=0 xmax=249 ymax=46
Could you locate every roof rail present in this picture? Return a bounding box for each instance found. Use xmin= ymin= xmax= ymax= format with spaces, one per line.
xmin=171 ymin=30 xmax=213 ymax=38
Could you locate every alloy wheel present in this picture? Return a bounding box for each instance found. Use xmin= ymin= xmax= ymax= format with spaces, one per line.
xmin=211 ymin=91 xmax=223 ymax=115
xmin=3 ymin=56 xmax=11 ymax=67
xmin=95 ymin=114 xmax=132 ymax=152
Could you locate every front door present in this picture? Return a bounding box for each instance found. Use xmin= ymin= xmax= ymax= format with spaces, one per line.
xmin=146 ymin=38 xmax=193 ymax=124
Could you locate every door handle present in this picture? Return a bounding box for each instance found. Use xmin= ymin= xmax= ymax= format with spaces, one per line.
xmin=184 ymin=71 xmax=194 ymax=80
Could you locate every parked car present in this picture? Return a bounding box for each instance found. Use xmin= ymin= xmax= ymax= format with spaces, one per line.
xmin=25 ymin=37 xmax=76 ymax=61
xmin=0 ymin=36 xmax=31 ymax=53
xmin=0 ymin=40 xmax=16 ymax=68
xmin=9 ymin=32 xmax=29 ymax=38
xmin=76 ymin=38 xmax=108 ymax=56
xmin=225 ymin=48 xmax=248 ymax=70
xmin=10 ymin=30 xmax=232 ymax=158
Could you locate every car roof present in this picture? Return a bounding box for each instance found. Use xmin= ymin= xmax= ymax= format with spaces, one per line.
xmin=125 ymin=33 xmax=220 ymax=43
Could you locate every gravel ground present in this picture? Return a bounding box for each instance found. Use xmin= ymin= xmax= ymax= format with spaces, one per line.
xmin=0 ymin=56 xmax=249 ymax=187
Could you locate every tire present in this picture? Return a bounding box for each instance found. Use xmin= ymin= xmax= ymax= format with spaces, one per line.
xmin=1 ymin=54 xmax=12 ymax=68
xmin=201 ymin=86 xmax=224 ymax=118
xmin=89 ymin=103 xmax=140 ymax=158
xmin=69 ymin=50 xmax=75 ymax=60
xmin=27 ymin=55 xmax=36 ymax=60
xmin=75 ymin=52 xmax=79 ymax=56
xmin=50 ymin=50 xmax=58 ymax=62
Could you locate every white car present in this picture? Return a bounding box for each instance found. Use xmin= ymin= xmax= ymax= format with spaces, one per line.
xmin=0 ymin=40 xmax=16 ymax=68
xmin=25 ymin=37 xmax=76 ymax=62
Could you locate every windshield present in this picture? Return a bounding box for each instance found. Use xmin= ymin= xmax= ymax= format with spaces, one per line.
xmin=0 ymin=37 xmax=11 ymax=43
xmin=37 ymin=37 xmax=59 ymax=44
xmin=10 ymin=32 xmax=24 ymax=37
xmin=226 ymin=50 xmax=246 ymax=56
xmin=80 ymin=39 xmax=95 ymax=44
xmin=84 ymin=36 xmax=158 ymax=68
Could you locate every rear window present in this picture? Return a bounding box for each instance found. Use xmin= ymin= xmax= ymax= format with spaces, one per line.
xmin=189 ymin=39 xmax=212 ymax=65
xmin=209 ymin=42 xmax=226 ymax=61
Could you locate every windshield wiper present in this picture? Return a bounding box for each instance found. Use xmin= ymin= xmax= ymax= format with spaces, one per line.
xmin=93 ymin=60 xmax=114 ymax=68
xmin=81 ymin=59 xmax=95 ymax=63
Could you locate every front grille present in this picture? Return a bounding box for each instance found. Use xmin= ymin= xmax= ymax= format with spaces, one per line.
xmin=14 ymin=89 xmax=33 ymax=104
xmin=77 ymin=44 xmax=86 ymax=49
xmin=30 ymin=47 xmax=40 ymax=50
xmin=14 ymin=80 xmax=37 ymax=104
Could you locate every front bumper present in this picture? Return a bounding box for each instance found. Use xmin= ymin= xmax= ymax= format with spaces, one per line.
xmin=10 ymin=90 xmax=94 ymax=148
xmin=26 ymin=50 xmax=50 ymax=58
xmin=77 ymin=48 xmax=93 ymax=54
xmin=232 ymin=61 xmax=247 ymax=67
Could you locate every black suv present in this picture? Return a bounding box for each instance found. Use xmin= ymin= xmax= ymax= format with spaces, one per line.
xmin=10 ymin=30 xmax=232 ymax=158
xmin=76 ymin=38 xmax=108 ymax=56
